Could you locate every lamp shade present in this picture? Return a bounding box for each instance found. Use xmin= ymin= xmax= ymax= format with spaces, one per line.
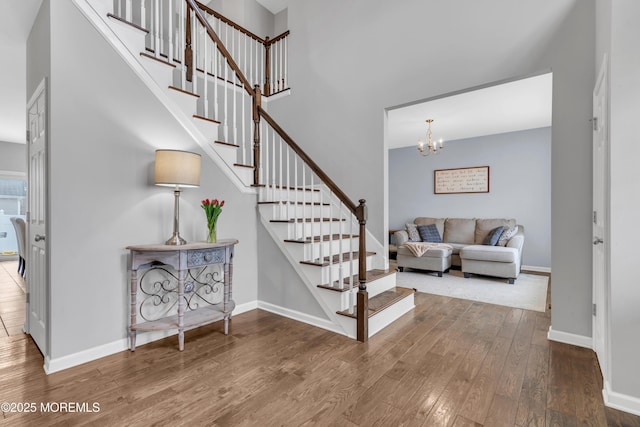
xmin=154 ymin=149 xmax=201 ymax=187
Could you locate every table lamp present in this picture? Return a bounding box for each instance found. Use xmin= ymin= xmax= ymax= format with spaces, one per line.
xmin=154 ymin=149 xmax=201 ymax=245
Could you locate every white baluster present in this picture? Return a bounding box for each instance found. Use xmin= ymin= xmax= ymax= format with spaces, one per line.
xmin=117 ymin=0 xmax=122 ymax=17
xmin=140 ymin=0 xmax=146 ymax=32
xmin=223 ymin=25 xmax=229 ymax=142
xmin=180 ymin=0 xmax=185 ymax=89
xmin=294 ymin=156 xmax=299 ymax=239
xmin=125 ymin=0 xmax=132 ymax=22
xmin=310 ymin=174 xmax=315 ymax=260
xmin=232 ymin=33 xmax=237 ymax=145
xmin=286 ymin=145 xmax=290 ymax=220
xmin=263 ymin=122 xmax=269 ymax=201
xmin=284 ymin=36 xmax=288 ymax=89
xmin=203 ymin=21 xmax=209 ymax=118
xmin=319 ymin=185 xmax=325 ymax=272
xmin=191 ymin=9 xmax=197 ymax=95
xmin=301 ymin=162 xmax=306 ymax=243
xmin=167 ymin=0 xmax=173 ymax=63
xmin=153 ymin=0 xmax=160 ymax=56
xmin=349 ymin=211 xmax=354 ymax=314
xmin=339 ymin=200 xmax=344 ymax=290
xmin=278 ymin=137 xmax=283 ymax=220
xmin=328 ymin=191 xmax=333 ymax=288
xmin=213 ymin=40 xmax=218 ymax=121
xmin=241 ymin=85 xmax=246 ymax=164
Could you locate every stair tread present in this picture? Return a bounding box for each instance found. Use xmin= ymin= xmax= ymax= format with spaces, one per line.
xmin=270 ymin=218 xmax=345 ymax=223
xmin=251 ymin=184 xmax=320 ymax=192
xmin=215 ymin=140 xmax=240 ymax=148
xmin=234 ymin=163 xmax=255 ymax=169
xmin=107 ymin=13 xmax=149 ymax=33
xmin=300 ymin=251 xmax=375 ymax=267
xmin=285 ymin=234 xmax=358 ymax=244
xmin=336 ymin=287 xmax=414 ymax=318
xmin=317 ymin=269 xmax=398 ymax=292
xmin=168 ymin=85 xmax=200 ymax=98
xmin=140 ymin=52 xmax=176 ymax=68
xmin=193 ymin=114 xmax=221 ymax=124
xmin=258 ymin=201 xmax=330 ymax=206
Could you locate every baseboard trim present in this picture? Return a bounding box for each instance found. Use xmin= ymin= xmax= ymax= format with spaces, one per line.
xmin=257 ymin=301 xmax=345 ymax=336
xmin=44 ymin=300 xmax=259 ymax=374
xmin=603 ymin=380 xmax=640 ymax=416
xmin=522 ymin=265 xmax=551 ymax=274
xmin=547 ymin=326 xmax=592 ymax=349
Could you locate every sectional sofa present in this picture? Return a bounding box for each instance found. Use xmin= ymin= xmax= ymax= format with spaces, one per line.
xmin=395 ymin=217 xmax=525 ymax=284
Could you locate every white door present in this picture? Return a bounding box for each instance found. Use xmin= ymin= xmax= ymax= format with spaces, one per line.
xmin=26 ymin=79 xmax=49 ymax=356
xmin=592 ymin=58 xmax=608 ymax=377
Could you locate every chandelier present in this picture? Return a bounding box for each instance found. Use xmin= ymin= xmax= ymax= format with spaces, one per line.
xmin=417 ymin=119 xmax=443 ymax=156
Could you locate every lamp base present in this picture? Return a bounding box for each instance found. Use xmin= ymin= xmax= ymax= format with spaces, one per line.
xmin=165 ymin=233 xmax=187 ymax=246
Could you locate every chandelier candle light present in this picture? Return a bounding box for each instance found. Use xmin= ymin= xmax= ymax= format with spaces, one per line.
xmin=201 ymin=198 xmax=224 ymax=243
xmin=417 ymin=119 xmax=444 ymax=156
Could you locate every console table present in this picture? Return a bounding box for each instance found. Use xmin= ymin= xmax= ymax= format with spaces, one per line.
xmin=126 ymin=239 xmax=238 ymax=351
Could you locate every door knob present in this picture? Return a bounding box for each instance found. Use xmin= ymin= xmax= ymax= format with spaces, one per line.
xmin=593 ymin=237 xmax=603 ymax=245
xmin=35 ymin=234 xmax=46 ymax=242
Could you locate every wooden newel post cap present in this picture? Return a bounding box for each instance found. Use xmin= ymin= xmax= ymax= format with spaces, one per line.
xmin=357 ymin=199 xmax=367 ymax=223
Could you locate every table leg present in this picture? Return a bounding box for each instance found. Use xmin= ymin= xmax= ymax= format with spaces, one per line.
xmin=178 ymin=269 xmax=185 ymax=351
xmin=130 ymin=268 xmax=137 ymax=351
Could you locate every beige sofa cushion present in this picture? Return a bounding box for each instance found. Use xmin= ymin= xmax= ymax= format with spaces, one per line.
xmin=443 ymin=218 xmax=476 ymax=244
xmin=474 ymin=218 xmax=517 ymax=244
xmin=414 ymin=217 xmax=445 ymax=239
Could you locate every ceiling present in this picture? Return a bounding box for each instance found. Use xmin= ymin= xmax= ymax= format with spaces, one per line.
xmin=386 ymin=73 xmax=553 ymax=150
xmin=255 ymin=0 xmax=288 ymax=14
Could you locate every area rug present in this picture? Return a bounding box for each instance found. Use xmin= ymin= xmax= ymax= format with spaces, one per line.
xmin=396 ymin=269 xmax=548 ymax=312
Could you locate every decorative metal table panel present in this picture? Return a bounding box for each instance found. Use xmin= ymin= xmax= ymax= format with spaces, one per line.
xmin=126 ymin=240 xmax=238 ymax=351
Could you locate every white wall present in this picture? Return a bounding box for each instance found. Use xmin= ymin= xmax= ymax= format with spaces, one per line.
xmin=26 ymin=0 xmax=259 ymax=361
xmin=0 ymin=141 xmax=27 ymax=173
xmin=0 ymin=42 xmax=27 ymax=144
xmin=268 ymin=0 xmax=595 ymax=339
xmin=389 ymin=127 xmax=552 ymax=269
xmin=607 ymin=0 xmax=640 ymax=409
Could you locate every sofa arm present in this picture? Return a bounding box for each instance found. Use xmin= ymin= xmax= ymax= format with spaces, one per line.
xmin=394 ymin=230 xmax=409 ymax=246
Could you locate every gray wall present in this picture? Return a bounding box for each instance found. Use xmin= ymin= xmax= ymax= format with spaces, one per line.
xmin=32 ymin=0 xmax=259 ymax=360
xmin=389 ymin=127 xmax=551 ymax=269
xmin=206 ymin=0 xmax=275 ymax=38
xmin=27 ymin=0 xmax=50 ymax=100
xmin=268 ymin=0 xmax=595 ymax=339
xmin=0 ymin=141 xmax=27 ymax=173
xmin=604 ymin=0 xmax=640 ymax=406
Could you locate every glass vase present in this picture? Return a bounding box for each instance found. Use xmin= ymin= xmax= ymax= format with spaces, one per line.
xmin=207 ymin=221 xmax=217 ymax=243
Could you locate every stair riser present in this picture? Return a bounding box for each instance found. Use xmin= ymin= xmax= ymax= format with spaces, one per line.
xmin=140 ymin=55 xmax=174 ymax=88
xmin=212 ymin=142 xmax=238 ymax=166
xmin=284 ymin=238 xmax=360 ymax=261
xmin=258 ymin=188 xmax=322 ymax=203
xmin=316 ymin=291 xmax=353 ymax=314
xmin=259 ymin=204 xmax=336 ymax=221
xmin=270 ymin=222 xmax=353 ymax=240
xmin=368 ymin=294 xmax=415 ymax=337
xmin=166 ymin=88 xmax=198 ymax=117
xmin=300 ymin=257 xmax=374 ymax=285
xmin=108 ymin=16 xmax=146 ymax=54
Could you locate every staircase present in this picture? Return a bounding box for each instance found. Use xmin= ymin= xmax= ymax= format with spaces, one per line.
xmin=75 ymin=0 xmax=414 ymax=340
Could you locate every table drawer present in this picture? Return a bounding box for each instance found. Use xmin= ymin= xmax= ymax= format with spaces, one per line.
xmin=187 ymin=247 xmax=226 ymax=267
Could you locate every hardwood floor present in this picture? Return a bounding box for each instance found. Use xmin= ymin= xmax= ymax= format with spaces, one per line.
xmin=1 ymin=277 xmax=639 ymax=426
xmin=0 ymin=260 xmax=25 ymax=338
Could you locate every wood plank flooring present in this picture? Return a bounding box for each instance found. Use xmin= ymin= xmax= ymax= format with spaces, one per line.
xmin=0 ymin=261 xmax=25 ymax=338
xmin=1 ymin=271 xmax=639 ymax=426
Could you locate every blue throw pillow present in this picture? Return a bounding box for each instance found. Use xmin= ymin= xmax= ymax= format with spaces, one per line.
xmin=417 ymin=224 xmax=442 ymax=243
xmin=483 ymin=226 xmax=504 ymax=246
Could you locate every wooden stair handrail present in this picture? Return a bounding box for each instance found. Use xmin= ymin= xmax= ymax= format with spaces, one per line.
xmin=195 ymin=0 xmax=290 ymax=47
xmin=258 ymin=107 xmax=359 ymax=217
xmin=186 ymin=0 xmax=255 ymax=97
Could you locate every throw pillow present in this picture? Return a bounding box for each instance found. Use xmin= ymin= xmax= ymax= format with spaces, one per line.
xmin=483 ymin=226 xmax=504 ymax=246
xmin=405 ymin=223 xmax=421 ymax=242
xmin=417 ymin=224 xmax=442 ymax=243
xmin=497 ymin=226 xmax=518 ymax=246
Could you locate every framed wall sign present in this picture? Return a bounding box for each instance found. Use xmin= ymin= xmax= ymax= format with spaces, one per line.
xmin=434 ymin=166 xmax=490 ymax=194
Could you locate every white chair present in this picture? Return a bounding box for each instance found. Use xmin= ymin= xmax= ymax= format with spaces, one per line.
xmin=10 ymin=217 xmax=26 ymax=277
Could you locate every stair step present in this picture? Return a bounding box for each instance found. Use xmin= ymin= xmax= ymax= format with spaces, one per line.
xmin=300 ymin=251 xmax=375 ymax=267
xmin=285 ymin=234 xmax=357 ymax=244
xmin=107 ymin=13 xmax=149 ymax=33
xmin=258 ymin=201 xmax=329 ymax=206
xmin=193 ymin=114 xmax=221 ymax=124
xmin=168 ymin=86 xmax=199 ymax=98
xmin=317 ymin=269 xmax=398 ymax=292
xmin=140 ymin=52 xmax=176 ymax=68
xmin=336 ymin=287 xmax=414 ymax=319
xmin=215 ymin=140 xmax=239 ymax=148
xmin=234 ymin=163 xmax=255 ymax=169
xmin=251 ymin=184 xmax=319 ymax=192
xmin=270 ymin=218 xmax=344 ymax=223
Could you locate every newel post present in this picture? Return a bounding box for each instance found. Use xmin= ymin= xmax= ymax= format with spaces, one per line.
xmin=356 ymin=199 xmax=368 ymax=342
xmin=185 ymin=2 xmax=193 ymax=82
xmin=264 ymin=36 xmax=271 ymax=96
xmin=252 ymin=85 xmax=262 ymax=185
